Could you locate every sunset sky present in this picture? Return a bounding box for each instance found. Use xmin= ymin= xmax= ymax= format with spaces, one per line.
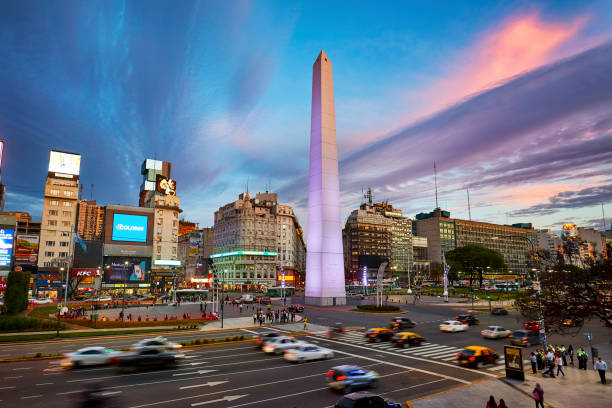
xmin=1 ymin=0 xmax=611 ymax=233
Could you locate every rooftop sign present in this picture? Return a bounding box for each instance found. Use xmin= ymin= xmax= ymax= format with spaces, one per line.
xmin=210 ymin=251 xmax=278 ymax=259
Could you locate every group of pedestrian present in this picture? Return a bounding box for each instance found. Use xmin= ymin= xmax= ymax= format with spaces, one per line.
xmin=531 ymin=344 xmax=571 ymax=377
xmin=252 ymin=308 xmax=296 ymax=326
xmin=485 ymin=395 xmax=509 ymax=408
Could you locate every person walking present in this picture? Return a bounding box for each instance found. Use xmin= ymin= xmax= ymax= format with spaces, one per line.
xmin=485 ymin=395 xmax=497 ymax=408
xmin=536 ymin=350 xmax=544 ymax=371
xmin=543 ymin=350 xmax=555 ymax=377
xmin=568 ymin=344 xmax=574 ymax=366
xmin=555 ymin=355 xmax=565 ymax=377
xmin=594 ymin=357 xmax=608 ymax=384
xmin=532 ymin=383 xmax=544 ymax=408
xmin=577 ymin=348 xmax=588 ymax=370
xmin=239 ymin=303 xmax=243 ymax=313
xmin=530 ymin=352 xmax=537 ymax=374
xmin=560 ymin=345 xmax=567 ymax=367
xmin=252 ymin=312 xmax=257 ymax=325
xmin=498 ymin=399 xmax=508 ymax=408
xmin=303 ymin=317 xmax=308 ymax=331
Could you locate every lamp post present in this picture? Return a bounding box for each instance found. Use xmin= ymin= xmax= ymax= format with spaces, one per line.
xmin=121 ymin=261 xmax=128 ymax=321
xmin=59 ymin=267 xmax=65 ymax=305
xmin=221 ymin=269 xmax=226 ymax=329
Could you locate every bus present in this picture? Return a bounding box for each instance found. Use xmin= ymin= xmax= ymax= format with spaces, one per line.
xmin=175 ymin=288 xmax=209 ymax=301
xmin=265 ymin=286 xmax=295 ymax=297
xmin=493 ymin=283 xmax=520 ymax=291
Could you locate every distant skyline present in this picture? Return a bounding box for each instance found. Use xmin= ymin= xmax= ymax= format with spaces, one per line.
xmin=1 ymin=1 xmax=611 ymax=234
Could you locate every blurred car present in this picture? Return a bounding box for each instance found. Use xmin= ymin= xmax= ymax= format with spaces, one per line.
xmin=232 ymin=297 xmax=242 ymax=304
xmin=61 ymin=347 xmax=122 ymax=368
xmin=132 ymin=336 xmax=182 ymax=351
xmin=480 ymin=326 xmax=511 ymax=339
xmin=327 ymin=323 xmax=345 ymax=339
xmin=283 ymin=344 xmax=334 ymax=362
xmin=259 ymin=296 xmax=271 ymax=304
xmin=456 ymin=346 xmax=499 ymax=368
xmin=334 ymin=392 xmax=401 ymax=408
xmin=389 ymin=317 xmax=416 ymax=331
xmin=113 ymin=348 xmax=183 ymax=372
xmin=289 ymin=304 xmax=304 ymax=313
xmin=254 ymin=332 xmax=283 ymax=348
xmin=491 ymin=307 xmax=508 ymax=315
xmin=510 ymin=329 xmax=540 ymax=347
xmin=561 ymin=317 xmax=583 ymax=327
xmin=440 ymin=320 xmax=468 ymax=332
xmin=95 ymin=296 xmax=113 ymax=302
xmin=364 ymin=328 xmax=394 ymax=342
xmin=262 ymin=336 xmax=305 ymax=354
xmin=455 ymin=314 xmax=479 ymax=325
xmin=392 ymin=332 xmax=425 ymax=348
xmin=33 ymin=298 xmax=53 ymax=304
xmin=326 ymin=365 xmax=379 ymax=393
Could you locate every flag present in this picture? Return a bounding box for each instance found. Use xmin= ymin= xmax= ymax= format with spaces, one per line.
xmin=73 ymin=234 xmax=87 ymax=252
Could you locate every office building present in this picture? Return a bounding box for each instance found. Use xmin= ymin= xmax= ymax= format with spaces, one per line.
xmin=76 ymin=200 xmax=104 ymax=240
xmin=178 ymin=220 xmax=199 ymax=236
xmin=139 ymin=159 xmax=172 ymax=206
xmin=577 ymin=227 xmax=606 ymax=259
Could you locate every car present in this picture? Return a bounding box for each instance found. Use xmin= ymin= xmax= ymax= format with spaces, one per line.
xmin=480 ymin=326 xmax=511 ymax=339
xmin=456 ymin=346 xmax=499 ymax=368
xmin=32 ymin=298 xmax=53 ymax=304
xmin=455 ymin=314 xmax=479 ymax=325
xmin=392 ymin=332 xmax=425 ymax=348
xmin=561 ymin=317 xmax=583 ymax=327
xmin=491 ymin=307 xmax=508 ymax=315
xmin=389 ymin=317 xmax=416 ymax=331
xmin=61 ymin=347 xmax=122 ymax=368
xmin=334 ymin=392 xmax=401 ymax=408
xmin=364 ymin=328 xmax=394 ymax=342
xmin=510 ymin=329 xmax=540 ymax=347
xmin=132 ymin=336 xmax=182 ymax=351
xmin=113 ymin=348 xmax=183 ymax=372
xmin=95 ymin=296 xmax=113 ymax=302
xmin=262 ymin=336 xmax=306 ymax=354
xmin=440 ymin=320 xmax=468 ymax=332
xmin=326 ymin=365 xmax=380 ymax=393
xmin=259 ymin=296 xmax=271 ymax=304
xmin=254 ymin=332 xmax=283 ymax=348
xmin=289 ymin=304 xmax=304 ymax=313
xmin=284 ymin=345 xmax=334 ymax=362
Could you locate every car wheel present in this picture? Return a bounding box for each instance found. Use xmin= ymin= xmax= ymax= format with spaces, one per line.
xmin=477 ymin=362 xmax=484 ymax=369
xmin=73 ymin=361 xmax=81 ymax=369
xmin=275 ymin=349 xmax=282 ymax=355
xmin=369 ymin=379 xmax=378 ymax=389
xmin=375 ymin=338 xmax=381 ymax=343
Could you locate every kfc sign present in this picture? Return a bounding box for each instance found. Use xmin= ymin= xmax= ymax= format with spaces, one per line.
xmin=72 ymin=268 xmax=102 ymax=277
xmin=156 ymin=175 xmax=176 ymax=196
xmin=0 ymin=281 xmax=6 ymax=291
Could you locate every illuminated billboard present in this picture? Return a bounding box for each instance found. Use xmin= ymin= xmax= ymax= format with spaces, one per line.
xmin=112 ymin=214 xmax=148 ymax=243
xmin=156 ymin=175 xmax=176 ymax=196
xmin=15 ymin=234 xmax=39 ymax=264
xmin=49 ymin=150 xmax=81 ymax=175
xmin=0 ymin=228 xmax=14 ymax=268
xmin=0 ymin=139 xmax=4 ymax=169
xmin=107 ymin=259 xmax=147 ymax=281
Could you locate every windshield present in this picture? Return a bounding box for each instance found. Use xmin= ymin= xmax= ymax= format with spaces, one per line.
xmin=460 ymin=349 xmax=476 ymax=356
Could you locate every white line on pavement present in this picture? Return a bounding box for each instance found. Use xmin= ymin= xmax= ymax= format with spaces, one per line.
xmin=441 ymin=356 xmax=459 ymax=361
xmin=0 ymin=386 xmax=16 ymax=390
xmin=4 ymin=376 xmax=23 ymax=379
xmin=12 ymin=367 xmax=32 ymax=371
xmin=36 ymin=383 xmax=54 ymax=386
xmin=21 ymin=395 xmax=43 ymax=399
xmin=239 ymin=329 xmax=259 ymax=334
xmin=380 ymin=378 xmax=450 ymax=396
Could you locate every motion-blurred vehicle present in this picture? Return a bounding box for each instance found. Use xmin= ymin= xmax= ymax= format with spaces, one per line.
xmin=510 ymin=329 xmax=540 ymax=347
xmin=241 ymin=294 xmax=254 ymax=303
xmin=561 ymin=317 xmax=583 ymax=327
xmin=334 ymin=392 xmax=401 ymax=408
xmin=327 ymin=323 xmax=345 ymax=339
xmin=254 ymin=332 xmax=283 ymax=348
xmin=364 ymin=328 xmax=394 ymax=342
xmin=113 ymin=348 xmax=183 ymax=372
xmin=392 ymin=332 xmax=425 ymax=348
xmin=262 ymin=336 xmax=305 ymax=354
xmin=440 ymin=320 xmax=468 ymax=332
xmin=455 ymin=314 xmax=479 ymax=325
xmin=259 ymin=296 xmax=271 ymax=304
xmin=289 ymin=304 xmax=304 ymax=313
xmin=480 ymin=326 xmax=511 ymax=339
xmin=31 ymin=298 xmax=53 ymax=304
xmin=326 ymin=365 xmax=379 ymax=393
xmin=284 ymin=345 xmax=334 ymax=362
xmin=491 ymin=307 xmax=508 ymax=315
xmin=132 ymin=336 xmax=181 ymax=351
xmin=95 ymin=296 xmax=113 ymax=302
xmin=456 ymin=346 xmax=499 ymax=368
xmin=76 ymin=383 xmax=122 ymax=408
xmin=389 ymin=316 xmax=415 ymax=331
xmin=61 ymin=347 xmax=121 ymax=368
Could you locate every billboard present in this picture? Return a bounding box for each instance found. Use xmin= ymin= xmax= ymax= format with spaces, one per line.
xmin=107 ymin=259 xmax=148 ymax=282
xmin=15 ymin=234 xmax=39 ymax=264
xmin=0 ymin=228 xmax=14 ymax=268
xmin=0 ymin=139 xmax=3 ymax=169
xmin=48 ymin=151 xmax=81 ymax=176
xmin=156 ymin=175 xmax=176 ymax=196
xmin=189 ymin=236 xmax=200 ymax=255
xmin=112 ymin=214 xmax=148 ymax=243
xmin=72 ymin=268 xmax=103 ymax=277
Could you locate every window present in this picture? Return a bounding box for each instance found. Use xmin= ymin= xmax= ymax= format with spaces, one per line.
xmin=45 ymin=241 xmax=55 ymax=247
xmin=44 ymin=251 xmax=54 ymax=257
xmin=63 ymin=201 xmax=72 ymax=207
xmin=61 ymin=231 xmax=70 ymax=237
xmin=48 ymin=210 xmax=58 ymax=216
xmin=48 ymin=220 xmax=57 ymax=226
xmin=63 ymin=190 xmax=74 ymax=196
xmin=59 ymin=252 xmax=68 ymax=258
xmin=60 ymin=241 xmax=69 ymax=247
xmin=50 ymin=200 xmax=59 ymax=206
xmin=62 ymin=221 xmax=71 ymax=227
xmin=62 ymin=211 xmax=71 ymax=217
xmin=49 ymin=189 xmax=60 ymax=195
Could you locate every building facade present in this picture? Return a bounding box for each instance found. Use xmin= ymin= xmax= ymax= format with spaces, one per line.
xmin=76 ymin=200 xmax=104 ymax=240
xmin=178 ymin=220 xmax=199 ymax=236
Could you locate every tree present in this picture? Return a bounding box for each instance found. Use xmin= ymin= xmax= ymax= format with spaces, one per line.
xmin=515 ymin=259 xmax=612 ymax=333
xmin=4 ymin=271 xmax=31 ymax=315
xmin=444 ymin=245 xmax=507 ymax=288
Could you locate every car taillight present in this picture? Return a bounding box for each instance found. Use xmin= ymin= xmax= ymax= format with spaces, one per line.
xmin=456 ymin=353 xmax=462 ymax=357
xmin=109 ymin=358 xmax=120 ymax=364
xmin=326 ymin=370 xmax=334 ymax=377
xmin=469 ymin=356 xmax=476 ymax=362
xmin=508 ymin=334 xmax=513 ymax=338
xmin=256 ymin=337 xmax=262 ymax=341
xmin=522 ymin=337 xmax=527 ymax=341
xmin=62 ymin=356 xmax=70 ymax=359
xmin=336 ymin=375 xmax=346 ymax=381
xmin=481 ymin=331 xmax=485 ymax=334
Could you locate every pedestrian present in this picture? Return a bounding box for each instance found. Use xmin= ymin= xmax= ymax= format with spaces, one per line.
xmin=543 ymin=350 xmax=555 ymax=377
xmin=577 ymin=348 xmax=587 ymax=370
xmin=536 ymin=350 xmax=544 ymax=371
xmin=530 ymin=352 xmax=537 ymax=374
xmin=555 ymin=355 xmax=565 ymax=377
xmin=199 ymin=302 xmax=203 ymax=313
xmin=253 ymin=313 xmax=257 ymax=325
xmin=532 ymin=383 xmax=544 ymax=408
xmin=239 ymin=304 xmax=243 ymax=313
xmin=594 ymin=357 xmax=608 ymax=384
xmin=203 ymin=302 xmax=207 ymax=313
xmin=498 ymin=399 xmax=507 ymax=408
xmin=568 ymin=344 xmax=574 ymax=366
xmin=486 ymin=395 xmax=497 ymax=408
xmin=303 ymin=317 xmax=308 ymax=331
xmin=560 ymin=345 xmax=567 ymax=367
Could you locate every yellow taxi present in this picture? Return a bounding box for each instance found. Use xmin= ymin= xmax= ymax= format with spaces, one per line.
xmin=456 ymin=346 xmax=499 ymax=368
xmin=391 ymin=332 xmax=425 ymax=348
xmin=364 ymin=328 xmax=394 ymax=343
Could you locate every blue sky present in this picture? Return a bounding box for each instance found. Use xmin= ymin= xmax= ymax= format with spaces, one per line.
xmin=1 ymin=0 xmax=611 ymax=233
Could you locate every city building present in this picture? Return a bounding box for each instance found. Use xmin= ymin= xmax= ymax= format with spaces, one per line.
xmin=178 ymin=228 xmax=204 ymax=282
xmin=412 ymin=236 xmax=430 ymax=273
xmin=178 ymin=219 xmax=199 ymax=236
xmin=577 ymin=227 xmax=606 ymax=260
xmin=139 ymin=159 xmax=172 ymax=206
xmin=76 ymin=200 xmax=104 ymax=240
xmin=212 ymin=192 xmax=305 ymax=291
xmin=415 ymin=208 xmax=534 ymax=275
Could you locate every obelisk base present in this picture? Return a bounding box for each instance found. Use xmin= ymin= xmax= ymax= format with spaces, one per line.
xmin=304 ymin=296 xmax=346 ymax=306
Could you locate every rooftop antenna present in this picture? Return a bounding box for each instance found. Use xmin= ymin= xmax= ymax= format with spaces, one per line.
xmin=90 ymin=183 xmax=93 ymax=201
xmin=79 ymin=184 xmax=83 ymax=200
xmin=467 ymin=187 xmax=472 ymax=221
xmin=434 ymin=161 xmax=439 ymax=209
xmin=364 ymin=187 xmax=373 ymax=206
xmin=246 ymin=177 xmax=249 ymax=194
xmin=602 ymin=203 xmax=607 ymax=231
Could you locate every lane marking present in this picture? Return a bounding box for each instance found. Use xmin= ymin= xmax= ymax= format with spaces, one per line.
xmin=0 ymin=386 xmax=16 ymax=390
xmin=21 ymin=395 xmax=43 ymax=399
xmin=36 ymin=382 xmax=54 ymax=386
xmin=180 ymin=380 xmax=229 ymax=390
xmin=12 ymin=367 xmax=32 ymax=371
xmin=380 ymin=378 xmax=449 ymax=395
xmin=4 ymin=376 xmax=23 ymax=379
xmin=240 ymin=329 xmax=259 ymax=334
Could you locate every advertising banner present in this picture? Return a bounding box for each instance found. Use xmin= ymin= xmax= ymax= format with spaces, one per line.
xmin=504 ymin=345 xmax=525 ymax=381
xmin=48 ymin=151 xmax=81 ymax=175
xmin=0 ymin=228 xmax=14 ymax=268
xmin=156 ymin=175 xmax=176 ymax=196
xmin=107 ymin=259 xmax=148 ymax=282
xmin=15 ymin=234 xmax=39 ymax=264
xmin=71 ymin=268 xmax=103 ymax=277
xmin=112 ymin=214 xmax=148 ymax=243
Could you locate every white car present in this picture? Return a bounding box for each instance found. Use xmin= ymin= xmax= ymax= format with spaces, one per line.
xmin=132 ymin=336 xmax=182 ymax=351
xmin=284 ymin=345 xmax=334 ymax=363
xmin=440 ymin=320 xmax=468 ymax=332
xmin=61 ymin=347 xmax=121 ymax=368
xmin=32 ymin=298 xmax=53 ymax=304
xmin=262 ymin=336 xmax=306 ymax=355
xmin=481 ymin=325 xmax=511 ymax=339
xmin=95 ymin=296 xmax=113 ymax=302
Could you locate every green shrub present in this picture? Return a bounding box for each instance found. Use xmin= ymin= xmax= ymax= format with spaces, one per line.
xmin=4 ymin=271 xmax=31 ymax=315
xmin=356 ymin=304 xmax=400 ymax=312
xmin=0 ymin=316 xmax=64 ymax=332
xmin=202 ymin=338 xmax=209 ymax=344
xmin=224 ymin=337 xmax=231 ymax=342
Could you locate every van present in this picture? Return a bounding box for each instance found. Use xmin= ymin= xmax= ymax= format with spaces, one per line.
xmin=510 ymin=329 xmax=540 ymax=347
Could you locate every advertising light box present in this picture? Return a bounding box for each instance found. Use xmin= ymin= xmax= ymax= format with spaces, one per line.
xmin=0 ymin=229 xmax=15 ymax=268
xmin=112 ymin=214 xmax=148 ymax=243
xmin=15 ymin=234 xmax=39 ymax=264
xmin=48 ymin=151 xmax=81 ymax=176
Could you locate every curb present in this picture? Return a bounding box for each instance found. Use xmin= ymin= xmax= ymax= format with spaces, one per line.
xmin=405 ymin=375 xmax=505 ymax=406
xmin=499 ymin=378 xmax=556 ymax=408
xmin=0 ymin=355 xmax=63 ymax=363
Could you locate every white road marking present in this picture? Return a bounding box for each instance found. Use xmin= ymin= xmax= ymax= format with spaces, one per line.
xmin=36 ymin=382 xmax=54 ymax=386
xmin=21 ymin=395 xmax=43 ymax=399
xmin=381 ymin=378 xmax=450 ymax=395
xmin=240 ymin=329 xmax=259 ymax=334
xmin=192 ymin=395 xmax=247 ymax=406
xmin=13 ymin=367 xmax=32 ymax=371
xmin=442 ymin=356 xmax=459 ymax=361
xmin=180 ymin=380 xmax=229 ymax=390
xmin=0 ymin=386 xmax=16 ymax=390
xmin=56 ymin=390 xmax=82 ymax=396
xmin=173 ymin=370 xmax=217 ymax=377
xmin=4 ymin=376 xmax=23 ymax=379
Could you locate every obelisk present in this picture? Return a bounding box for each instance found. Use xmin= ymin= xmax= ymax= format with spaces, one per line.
xmin=305 ymin=50 xmax=346 ymax=306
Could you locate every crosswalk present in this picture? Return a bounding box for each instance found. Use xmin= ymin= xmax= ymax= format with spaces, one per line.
xmin=312 ymin=331 xmax=527 ymax=373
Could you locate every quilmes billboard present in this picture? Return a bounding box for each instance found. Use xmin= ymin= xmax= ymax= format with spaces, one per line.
xmin=0 ymin=228 xmax=15 ymax=268
xmin=112 ymin=214 xmax=148 ymax=243
xmin=15 ymin=234 xmax=39 ymax=264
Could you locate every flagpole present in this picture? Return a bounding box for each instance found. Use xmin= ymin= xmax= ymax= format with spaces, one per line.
xmin=442 ymin=254 xmax=449 ymax=303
